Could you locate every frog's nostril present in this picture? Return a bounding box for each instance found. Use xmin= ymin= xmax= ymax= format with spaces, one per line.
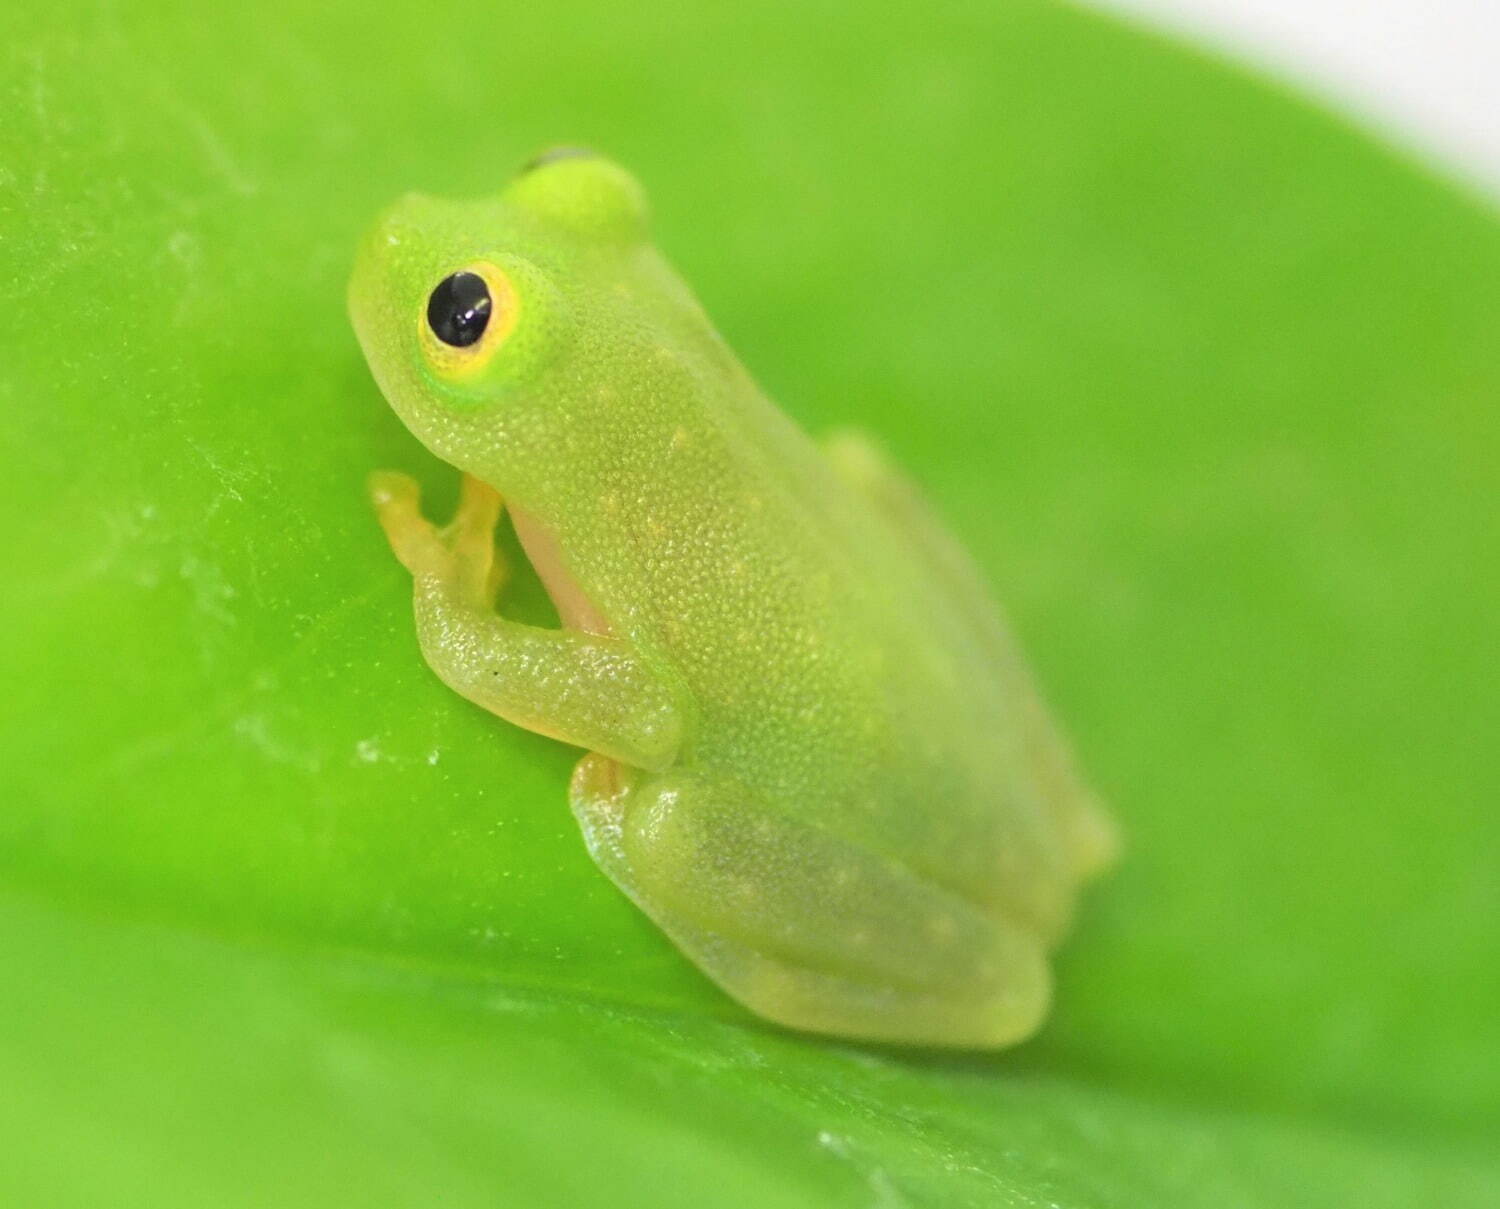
xmin=520 ymin=145 xmax=598 ymax=174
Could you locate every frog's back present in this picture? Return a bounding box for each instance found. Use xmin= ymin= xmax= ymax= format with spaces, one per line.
xmin=589 ymin=368 xmax=1115 ymax=944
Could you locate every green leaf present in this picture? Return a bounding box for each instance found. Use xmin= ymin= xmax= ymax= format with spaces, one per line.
xmin=2 ymin=0 xmax=1496 ymax=1204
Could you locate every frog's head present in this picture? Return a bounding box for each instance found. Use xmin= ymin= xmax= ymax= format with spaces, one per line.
xmin=349 ymin=150 xmax=719 ymax=504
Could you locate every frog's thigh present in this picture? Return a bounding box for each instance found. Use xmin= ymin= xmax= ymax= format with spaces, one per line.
xmin=571 ymin=755 xmax=1051 ymax=1048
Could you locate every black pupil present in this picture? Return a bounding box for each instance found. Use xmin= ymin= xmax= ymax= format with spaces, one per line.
xmin=426 ymin=271 xmax=493 ymax=348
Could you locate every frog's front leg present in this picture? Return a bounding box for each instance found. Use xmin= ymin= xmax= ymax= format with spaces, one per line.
xmin=370 ymin=471 xmax=683 ymax=771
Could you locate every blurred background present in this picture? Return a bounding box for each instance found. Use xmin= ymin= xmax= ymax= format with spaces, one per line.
xmin=1 ymin=2 xmax=1496 ymax=1206
xmin=1096 ymin=0 xmax=1500 ymax=194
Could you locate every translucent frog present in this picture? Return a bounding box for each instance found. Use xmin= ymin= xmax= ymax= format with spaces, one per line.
xmin=348 ymin=150 xmax=1117 ymax=1047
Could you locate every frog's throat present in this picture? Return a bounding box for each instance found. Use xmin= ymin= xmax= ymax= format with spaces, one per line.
xmin=509 ymin=505 xmax=614 ymax=637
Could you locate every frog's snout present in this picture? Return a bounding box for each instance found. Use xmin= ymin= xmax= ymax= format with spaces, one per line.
xmin=348 ymin=194 xmax=432 ymax=342
xmin=354 ymin=193 xmax=436 ymax=279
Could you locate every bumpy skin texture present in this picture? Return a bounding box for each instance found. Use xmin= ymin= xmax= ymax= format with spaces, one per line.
xmin=349 ymin=153 xmax=1118 ymax=1048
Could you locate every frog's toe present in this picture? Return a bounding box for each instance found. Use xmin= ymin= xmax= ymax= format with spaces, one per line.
xmin=435 ymin=474 xmax=505 ymax=606
xmin=370 ymin=471 xmax=506 ymax=604
xmin=369 ymin=470 xmax=448 ymax=577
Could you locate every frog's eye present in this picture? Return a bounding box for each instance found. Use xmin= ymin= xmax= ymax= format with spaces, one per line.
xmin=418 ymin=261 xmax=518 ymax=381
xmin=503 ymin=151 xmax=649 ymax=245
xmin=521 ymin=145 xmax=598 ymax=173
xmin=427 ymin=270 xmax=491 ymax=347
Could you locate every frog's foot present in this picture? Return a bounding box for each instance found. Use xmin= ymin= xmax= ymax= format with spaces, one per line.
xmin=369 ymin=471 xmax=506 ymax=608
xmin=570 ymin=755 xmax=1051 ymax=1049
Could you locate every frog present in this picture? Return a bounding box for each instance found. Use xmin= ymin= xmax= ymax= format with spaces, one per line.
xmin=348 ymin=148 xmax=1118 ymax=1048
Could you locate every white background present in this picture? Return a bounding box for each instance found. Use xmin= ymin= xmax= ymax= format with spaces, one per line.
xmin=1086 ymin=0 xmax=1500 ymax=197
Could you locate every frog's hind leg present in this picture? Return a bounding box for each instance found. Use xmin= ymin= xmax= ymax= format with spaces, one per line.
xmin=823 ymin=429 xmax=1120 ymax=882
xmin=571 ymin=754 xmax=1051 ymax=1049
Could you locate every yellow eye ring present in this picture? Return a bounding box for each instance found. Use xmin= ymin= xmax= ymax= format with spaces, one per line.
xmin=418 ymin=260 xmax=520 ymax=381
